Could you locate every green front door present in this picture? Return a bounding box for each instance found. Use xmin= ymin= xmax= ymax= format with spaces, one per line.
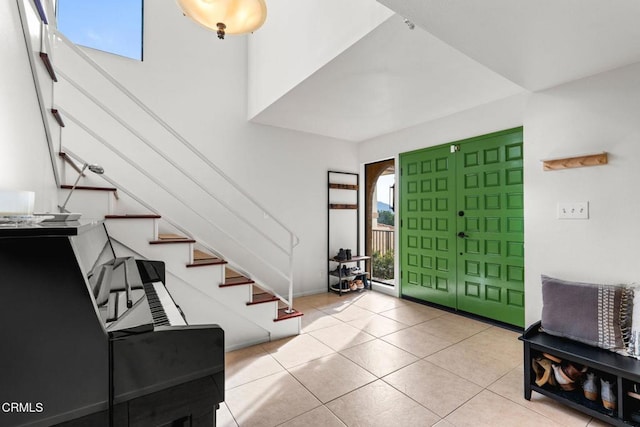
xmin=400 ymin=128 xmax=524 ymax=327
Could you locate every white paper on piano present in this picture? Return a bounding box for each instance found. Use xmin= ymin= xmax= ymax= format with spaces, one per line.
xmin=34 ymin=212 xmax=82 ymax=222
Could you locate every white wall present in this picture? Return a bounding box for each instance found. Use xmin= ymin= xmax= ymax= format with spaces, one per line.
xmin=358 ymin=93 xmax=528 ymax=165
xmin=62 ymin=0 xmax=359 ymax=297
xmin=247 ymin=0 xmax=393 ymax=119
xmin=0 ymin=1 xmax=57 ymax=212
xmin=523 ymin=62 xmax=640 ymax=326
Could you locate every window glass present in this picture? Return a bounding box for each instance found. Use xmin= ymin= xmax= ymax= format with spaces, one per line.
xmin=57 ymin=0 xmax=143 ymax=61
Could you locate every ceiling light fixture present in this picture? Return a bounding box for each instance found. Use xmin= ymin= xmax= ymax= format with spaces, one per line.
xmin=176 ymin=0 xmax=267 ymax=39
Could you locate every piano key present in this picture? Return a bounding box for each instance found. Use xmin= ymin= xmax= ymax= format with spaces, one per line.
xmin=143 ymin=281 xmax=186 ymax=326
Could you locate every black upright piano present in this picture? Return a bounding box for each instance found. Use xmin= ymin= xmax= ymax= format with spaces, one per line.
xmin=0 ymin=220 xmax=224 ymax=427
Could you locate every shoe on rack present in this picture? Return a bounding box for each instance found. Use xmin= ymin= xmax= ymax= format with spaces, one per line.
xmin=349 ymin=281 xmax=358 ymax=291
xmin=532 ymin=357 xmax=554 ymax=387
xmin=582 ymin=372 xmax=598 ymax=401
xmin=552 ymin=364 xmax=576 ymax=391
xmin=335 ymin=249 xmax=347 ymax=261
xmin=542 ymin=353 xmax=563 ymax=363
xmin=563 ymin=362 xmax=587 ymax=382
xmin=345 ymin=249 xmax=352 ymax=259
xmin=601 ymin=378 xmax=616 ymax=410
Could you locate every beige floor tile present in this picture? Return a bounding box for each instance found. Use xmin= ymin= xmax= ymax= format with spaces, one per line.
xmin=444 ymin=390 xmax=564 ymax=427
xmin=587 ymin=417 xmax=616 ymax=426
xmin=379 ymin=304 xmax=446 ymax=326
xmin=346 ymin=313 xmax=409 ymax=337
xmin=225 ymin=371 xmax=321 ymax=427
xmin=426 ymin=340 xmax=519 ymax=387
xmin=289 ymin=353 xmax=377 ymax=403
xmin=310 ymin=294 xmax=359 ymax=311
xmin=309 ymin=323 xmax=375 ymax=351
xmin=301 ymin=307 xmax=343 ymax=333
xmin=488 ymin=366 xmax=593 ymax=427
xmin=340 ymin=339 xmax=419 ymax=377
xmin=351 ymin=291 xmax=408 ymax=313
xmin=297 ymin=293 xmax=345 ymax=310
xmin=324 ymin=304 xmax=376 ymax=322
xmin=383 ymin=360 xmax=482 ymax=418
xmin=382 ymin=325 xmax=455 ymax=358
xmin=261 ymin=333 xmax=335 ymax=369
xmin=414 ymin=313 xmax=492 ymax=343
xmin=225 ymin=344 xmax=285 ymax=389
xmin=433 ymin=420 xmax=456 ymax=427
xmin=458 ymin=326 xmax=523 ymax=364
xmin=216 ymin=402 xmax=238 ymax=427
xmin=279 ymin=406 xmax=346 ymax=427
xmin=327 ymin=380 xmax=441 ymax=427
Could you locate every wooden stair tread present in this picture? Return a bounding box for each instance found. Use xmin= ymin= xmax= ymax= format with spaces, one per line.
xmin=225 ymin=268 xmax=244 ymax=279
xmin=159 ymin=233 xmax=186 ymax=240
xmin=105 ymin=214 xmax=161 ymax=219
xmin=39 ymin=52 xmax=57 ymax=82
xmin=193 ymin=249 xmax=216 ymax=260
xmin=187 ymin=258 xmax=227 ymax=267
xmin=150 ymin=233 xmax=195 ymax=244
xmin=275 ymin=308 xmax=303 ymax=322
xmin=247 ymin=292 xmax=279 ymax=305
xmin=221 ymin=276 xmax=254 ymax=287
xmin=51 ymin=109 xmax=65 ymax=127
xmin=61 ymin=184 xmax=117 ymax=192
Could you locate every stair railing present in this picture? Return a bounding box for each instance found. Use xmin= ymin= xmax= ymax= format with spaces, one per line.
xmin=19 ymin=0 xmax=299 ymax=313
xmin=51 ymin=79 xmax=296 ymax=312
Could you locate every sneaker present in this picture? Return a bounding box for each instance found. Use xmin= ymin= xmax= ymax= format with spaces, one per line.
xmin=601 ymin=378 xmax=616 ymax=410
xmin=583 ymin=372 xmax=598 ymax=401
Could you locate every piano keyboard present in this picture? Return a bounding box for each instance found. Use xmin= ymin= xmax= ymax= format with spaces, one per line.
xmin=143 ymin=281 xmax=187 ymax=326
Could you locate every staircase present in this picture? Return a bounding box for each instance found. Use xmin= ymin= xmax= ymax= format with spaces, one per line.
xmin=19 ymin=0 xmax=302 ymax=351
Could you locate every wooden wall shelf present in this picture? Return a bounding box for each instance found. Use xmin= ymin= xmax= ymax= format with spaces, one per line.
xmin=542 ymin=152 xmax=608 ymax=171
xmin=329 ymin=204 xmax=358 ymax=210
xmin=329 ymin=183 xmax=358 ymax=190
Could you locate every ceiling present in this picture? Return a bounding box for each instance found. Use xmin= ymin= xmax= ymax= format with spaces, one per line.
xmin=251 ymin=0 xmax=640 ymax=142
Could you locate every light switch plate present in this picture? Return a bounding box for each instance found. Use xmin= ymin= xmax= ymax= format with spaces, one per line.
xmin=558 ymin=202 xmax=589 ymax=219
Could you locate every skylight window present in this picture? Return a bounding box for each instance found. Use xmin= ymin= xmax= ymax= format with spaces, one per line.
xmin=57 ymin=0 xmax=143 ymax=61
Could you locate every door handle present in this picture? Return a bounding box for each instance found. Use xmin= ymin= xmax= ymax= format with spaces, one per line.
xmin=457 ymin=231 xmax=468 ymax=238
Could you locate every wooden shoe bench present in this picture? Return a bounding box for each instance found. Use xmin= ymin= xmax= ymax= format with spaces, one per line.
xmin=521 ymin=321 xmax=640 ymax=426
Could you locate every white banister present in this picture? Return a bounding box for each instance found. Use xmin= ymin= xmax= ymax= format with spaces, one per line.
xmin=50 ymin=29 xmax=299 ymax=309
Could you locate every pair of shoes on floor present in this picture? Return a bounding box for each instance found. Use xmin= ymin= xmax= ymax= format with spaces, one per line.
xmin=583 ymin=372 xmax=617 ymax=410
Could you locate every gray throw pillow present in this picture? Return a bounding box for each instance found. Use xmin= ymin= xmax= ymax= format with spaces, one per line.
xmin=541 ymin=275 xmax=632 ymax=352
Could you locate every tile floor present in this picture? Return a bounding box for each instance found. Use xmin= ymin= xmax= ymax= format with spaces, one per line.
xmin=217 ymin=290 xmax=611 ymax=427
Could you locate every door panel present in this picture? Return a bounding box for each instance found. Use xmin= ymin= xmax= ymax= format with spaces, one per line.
xmin=455 ymin=131 xmax=524 ymax=327
xmin=400 ymin=145 xmax=456 ymax=308
xmin=400 ymin=128 xmax=524 ymax=327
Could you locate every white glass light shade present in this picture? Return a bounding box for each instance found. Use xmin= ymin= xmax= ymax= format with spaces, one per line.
xmin=177 ymin=0 xmax=267 ymax=35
